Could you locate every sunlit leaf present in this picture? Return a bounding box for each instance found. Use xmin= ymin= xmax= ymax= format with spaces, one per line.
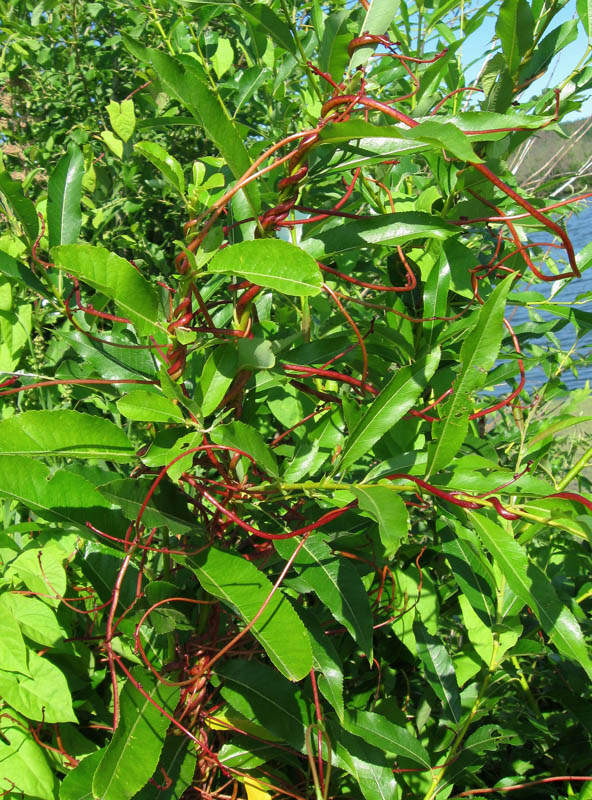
xmin=209 ymin=239 xmax=323 ymax=296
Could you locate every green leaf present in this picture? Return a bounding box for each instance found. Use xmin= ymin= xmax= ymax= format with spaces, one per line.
xmin=319 ymin=9 xmax=352 ymax=81
xmin=134 ymin=736 xmax=197 ymax=800
xmin=318 ymin=118 xmax=482 ymax=161
xmin=0 ymin=455 xmax=128 ymax=539
xmin=135 ymin=141 xmax=185 ymax=194
xmin=0 ymin=409 xmax=134 ymax=461
xmin=52 ymin=244 xmax=162 ymax=336
xmin=275 ymin=533 xmax=374 ymax=656
xmin=440 ymin=526 xmax=495 ymax=626
xmin=344 ymin=710 xmax=431 ymax=769
xmin=578 ymin=0 xmax=592 ymax=38
xmin=182 ymin=547 xmax=313 ymax=681
xmin=302 ymin=212 xmax=458 ymax=258
xmin=329 ymin=722 xmax=398 ymax=800
xmin=0 ymin=651 xmax=76 ymax=722
xmin=212 ymin=36 xmax=234 ymax=79
xmin=339 ymin=348 xmax=440 ymax=470
xmin=526 ymin=415 xmax=592 ymax=452
xmin=426 ymin=275 xmax=515 ymax=476
xmin=117 ymin=390 xmax=185 ymax=423
xmin=6 ymin=541 xmax=67 ymax=609
xmin=353 ymin=486 xmax=409 ymax=557
xmin=0 ymin=602 xmax=31 ymax=675
xmin=301 ymin=609 xmax=344 ymax=721
xmin=0 ymin=593 xmax=66 ymax=647
xmin=57 ymin=328 xmax=159 ymax=381
xmin=423 ymin=249 xmax=450 ymax=348
xmin=122 ymin=39 xmax=259 ymax=212
xmin=47 ymin=143 xmax=84 ymax=249
xmin=0 ymin=171 xmax=39 ymax=243
xmin=447 ymin=110 xmax=553 ymax=134
xmin=237 ymin=337 xmax=275 ymax=370
xmin=459 ymin=593 xmax=494 ymax=666
xmin=0 ymin=249 xmax=46 ymax=295
xmin=414 ymin=621 xmax=461 ymax=724
xmin=241 ymin=3 xmax=296 ymax=54
xmin=350 ymin=0 xmax=400 ymax=69
xmin=496 ymin=0 xmax=535 ymax=75
xmin=97 ymin=477 xmax=197 ymax=535
xmin=283 ymin=410 xmax=343 ymax=483
xmin=0 ymin=712 xmax=58 ymax=800
xmin=60 ymin=749 xmax=105 ymax=800
xmin=410 ymin=120 xmax=482 ymax=162
xmin=199 ymin=346 xmax=238 ymax=416
xmin=210 ymin=420 xmax=279 ymax=478
xmin=107 ymin=99 xmax=136 ymax=142
xmin=208 ymin=239 xmax=322 ymax=297
xmin=469 ymin=511 xmax=592 ymax=679
xmin=216 ymin=659 xmax=311 ymax=749
xmin=93 ymin=667 xmax=180 ymax=800
xmin=100 ymin=130 xmax=124 ymax=158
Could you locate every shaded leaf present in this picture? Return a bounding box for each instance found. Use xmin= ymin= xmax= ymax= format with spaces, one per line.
xmin=414 ymin=621 xmax=461 ymax=724
xmin=216 ymin=659 xmax=311 ymax=749
xmin=93 ymin=667 xmax=179 ymax=800
xmin=97 ymin=477 xmax=197 ymax=535
xmin=241 ymin=3 xmax=295 ymax=53
xmin=134 ymin=736 xmax=197 ymax=800
xmin=0 ymin=455 xmax=129 ymax=539
xmin=470 ymin=511 xmax=592 ymax=679
xmin=319 ymin=9 xmax=352 ymax=81
xmin=0 ymin=171 xmax=39 ymax=243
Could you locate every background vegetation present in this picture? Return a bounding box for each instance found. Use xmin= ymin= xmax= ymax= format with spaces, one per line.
xmin=1 ymin=1 xmax=592 ymax=799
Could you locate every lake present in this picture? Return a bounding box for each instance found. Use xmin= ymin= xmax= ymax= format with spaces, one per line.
xmin=511 ymin=200 xmax=592 ymax=391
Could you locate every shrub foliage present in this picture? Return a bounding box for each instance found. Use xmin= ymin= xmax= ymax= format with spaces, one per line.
xmin=1 ymin=1 xmax=592 ymax=798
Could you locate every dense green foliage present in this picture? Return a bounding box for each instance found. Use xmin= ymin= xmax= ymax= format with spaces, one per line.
xmin=1 ymin=1 xmax=592 ymax=799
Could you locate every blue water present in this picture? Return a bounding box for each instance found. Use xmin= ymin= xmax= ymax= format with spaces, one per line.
xmin=509 ymin=201 xmax=592 ymax=391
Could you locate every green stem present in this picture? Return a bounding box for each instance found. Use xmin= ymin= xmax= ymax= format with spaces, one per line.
xmin=556 ymin=444 xmax=592 ymax=491
xmin=147 ymin=0 xmax=175 ymax=56
xmin=511 ymin=655 xmax=540 ymax=716
xmin=301 ymin=296 xmax=311 ymax=342
xmin=279 ymin=0 xmax=323 ymax=102
xmin=423 ymin=649 xmax=497 ymax=800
